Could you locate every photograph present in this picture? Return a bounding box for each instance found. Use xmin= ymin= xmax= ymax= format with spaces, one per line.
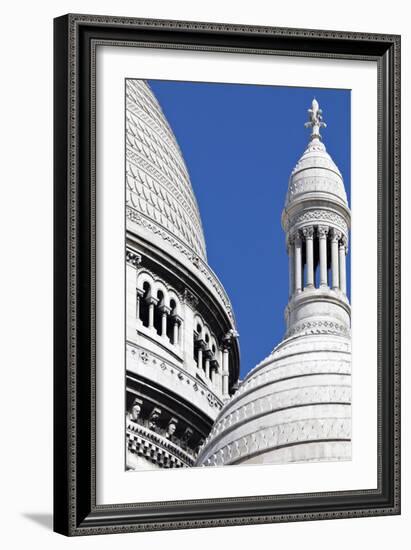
xmin=125 ymin=78 xmax=352 ymax=471
xmin=52 ymin=12 xmax=400 ymax=535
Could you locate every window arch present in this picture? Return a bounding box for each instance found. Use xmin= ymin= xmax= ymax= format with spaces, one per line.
xmin=139 ymin=281 xmax=151 ymax=327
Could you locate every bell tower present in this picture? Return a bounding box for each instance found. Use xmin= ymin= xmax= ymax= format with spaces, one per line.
xmin=282 ymin=99 xmax=351 ymax=340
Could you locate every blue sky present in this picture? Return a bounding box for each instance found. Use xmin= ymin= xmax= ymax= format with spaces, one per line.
xmin=148 ymin=80 xmax=351 ymax=378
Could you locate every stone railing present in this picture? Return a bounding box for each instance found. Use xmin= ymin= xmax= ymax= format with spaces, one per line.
xmin=126 ymin=420 xmax=195 ymax=468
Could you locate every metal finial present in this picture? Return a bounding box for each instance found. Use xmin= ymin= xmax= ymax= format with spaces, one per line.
xmin=304 ymin=98 xmax=327 ymax=140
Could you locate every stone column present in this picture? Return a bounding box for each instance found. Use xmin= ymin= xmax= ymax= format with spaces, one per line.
xmin=160 ymin=306 xmax=170 ymax=337
xmin=318 ymin=226 xmax=329 ymax=288
xmin=339 ymin=236 xmax=347 ymax=294
xmin=204 ymin=351 xmax=212 ymax=380
xmin=147 ymin=297 xmax=157 ymax=329
xmin=222 ymin=347 xmax=230 ymax=397
xmin=182 ymin=289 xmax=199 ymax=372
xmin=288 ymin=236 xmax=295 ymax=298
xmin=303 ymin=227 xmax=314 ymax=289
xmin=136 ymin=289 xmax=144 ymax=322
xmin=197 ymin=340 xmax=205 ymax=371
xmin=331 ymin=229 xmax=341 ymax=290
xmin=211 ymin=360 xmax=220 ymax=392
xmin=294 ymin=233 xmax=302 ymax=294
xmin=172 ymin=318 xmax=179 ymax=345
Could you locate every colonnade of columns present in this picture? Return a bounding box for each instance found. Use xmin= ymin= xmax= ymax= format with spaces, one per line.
xmin=288 ymin=225 xmax=347 ymax=296
xmin=194 ymin=337 xmax=225 ymax=395
xmin=128 ymin=253 xmax=233 ymax=399
xmin=136 ymin=288 xmax=182 ymax=346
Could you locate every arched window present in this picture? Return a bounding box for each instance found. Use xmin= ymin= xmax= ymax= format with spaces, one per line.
xmin=139 ymin=282 xmax=151 ymax=327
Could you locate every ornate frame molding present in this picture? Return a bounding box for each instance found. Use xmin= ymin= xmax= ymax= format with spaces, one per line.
xmin=54 ymin=13 xmax=400 ymax=536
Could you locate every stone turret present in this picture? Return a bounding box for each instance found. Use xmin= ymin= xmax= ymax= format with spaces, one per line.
xmin=282 ymin=98 xmax=351 ymax=341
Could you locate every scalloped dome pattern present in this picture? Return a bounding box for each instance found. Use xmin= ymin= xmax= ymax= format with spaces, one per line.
xmin=126 ymin=80 xmax=207 ymax=260
xmin=196 ymin=334 xmax=351 ymax=466
xmin=285 ymin=139 xmax=348 ymax=208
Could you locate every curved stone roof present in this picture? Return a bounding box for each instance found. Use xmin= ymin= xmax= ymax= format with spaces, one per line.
xmin=196 ymin=333 xmax=351 ymax=466
xmin=285 ymin=137 xmax=348 ymax=209
xmin=126 ymin=80 xmax=207 ymax=260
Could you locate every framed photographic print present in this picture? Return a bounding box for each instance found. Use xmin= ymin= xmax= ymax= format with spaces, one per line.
xmin=53 ymin=14 xmax=401 ymax=536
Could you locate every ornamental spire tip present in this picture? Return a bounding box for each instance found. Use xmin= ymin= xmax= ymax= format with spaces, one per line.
xmin=304 ymin=98 xmax=327 ymax=140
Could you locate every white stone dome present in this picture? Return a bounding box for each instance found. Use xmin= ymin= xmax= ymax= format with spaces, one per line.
xmin=126 ymin=80 xmax=207 ymax=260
xmin=285 ymin=138 xmax=348 ymax=209
xmin=196 ymin=332 xmax=351 ymax=466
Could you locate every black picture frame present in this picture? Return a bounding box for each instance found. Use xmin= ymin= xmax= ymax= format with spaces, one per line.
xmin=53 ymin=13 xmax=401 ymax=536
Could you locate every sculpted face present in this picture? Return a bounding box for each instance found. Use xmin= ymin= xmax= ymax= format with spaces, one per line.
xmin=131 ymin=404 xmax=141 ymax=420
xmin=168 ymin=423 xmax=176 ymax=436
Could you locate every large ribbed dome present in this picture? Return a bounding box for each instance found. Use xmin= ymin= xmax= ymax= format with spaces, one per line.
xmin=126 ymin=80 xmax=207 ymax=260
xmin=196 ymin=333 xmax=351 ymax=466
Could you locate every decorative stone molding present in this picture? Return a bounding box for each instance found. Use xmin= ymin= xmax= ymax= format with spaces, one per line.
xmin=127 ymin=344 xmax=224 ymax=409
xmin=340 ymin=234 xmax=348 ymax=252
xmin=317 ymin=225 xmax=329 ymax=237
xmin=206 ymin=383 xmax=351 ymax=443
xmin=287 ymin=176 xmax=345 ymax=203
xmin=294 ymin=230 xmax=303 ymax=246
xmin=199 ymin=416 xmax=351 ymax=467
xmin=145 ymin=296 xmax=159 ymax=306
xmin=207 ymin=392 xmax=220 ymax=409
xmin=126 ymin=250 xmax=142 ymax=266
xmin=330 ymin=228 xmax=342 ymax=242
xmin=183 ymin=288 xmax=199 ymax=309
xmin=302 ymin=226 xmax=314 ymax=239
xmin=286 ymin=319 xmax=350 ymax=339
xmin=231 ymin=356 xmax=351 ymax=407
xmin=140 ymin=350 xmax=149 ymax=364
xmin=285 ymin=209 xmax=348 ymax=234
